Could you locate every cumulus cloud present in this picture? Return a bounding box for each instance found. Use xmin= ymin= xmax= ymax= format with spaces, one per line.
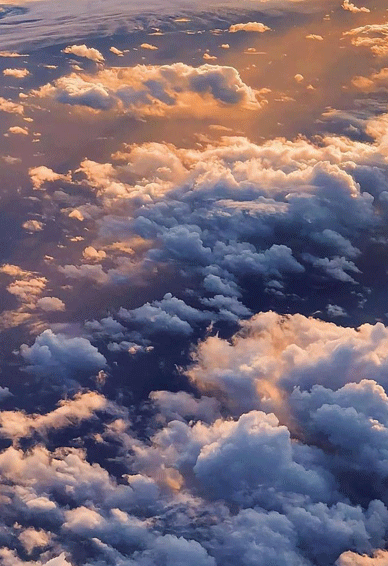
xmin=20 ymin=329 xmax=106 ymax=378
xmin=229 ymin=22 xmax=271 ymax=33
xmin=0 ymin=96 xmax=24 ymax=114
xmin=22 ymin=219 xmax=44 ymax=231
xmin=337 ymin=550 xmax=388 ymax=565
xmin=28 ymin=166 xmax=69 ymax=189
xmin=5 ymin=14 xmax=388 ymax=565
xmin=0 ymin=391 xmax=108 ymax=441
xmin=6 ymin=273 xmax=47 ymax=306
xmin=18 ymin=527 xmax=51 ymax=554
xmin=3 ymin=67 xmax=29 ymax=78
xmin=36 ymin=296 xmax=66 ymax=312
xmin=31 ymin=63 xmax=263 ymax=115
xmin=8 ymin=125 xmax=28 ymax=135
xmin=140 ymin=43 xmax=158 ymax=50
xmin=43 ymin=120 xmax=388 ymax=304
xmin=187 ymin=312 xmax=388 ymax=416
xmin=119 ymin=293 xmax=211 ymax=336
xmin=110 ymin=46 xmax=124 ymax=56
xmin=4 ymin=311 xmax=388 ymax=566
xmin=62 ymin=44 xmax=105 ymax=63
xmin=344 ymin=24 xmax=388 ymax=56
xmin=342 ymin=0 xmax=370 ymax=14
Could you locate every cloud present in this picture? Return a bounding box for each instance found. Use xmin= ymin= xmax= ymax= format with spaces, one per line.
xmin=337 ymin=550 xmax=388 ymax=566
xmin=0 ymin=391 xmax=108 ymax=441
xmin=28 ymin=166 xmax=69 ymax=189
xmin=36 ymin=296 xmax=65 ymax=312
xmin=302 ymin=254 xmax=360 ymax=283
xmin=119 ymin=293 xmax=211 ymax=336
xmin=22 ymin=219 xmax=43 ymax=231
xmin=4 ymin=313 xmax=388 ymax=566
xmin=140 ymin=43 xmax=158 ymax=50
xmin=62 ymin=44 xmax=105 ymax=63
xmin=193 ymin=410 xmax=331 ymax=503
xmin=6 ymin=19 xmax=388 ymax=565
xmin=31 ymin=63 xmax=263 ymax=115
xmin=326 ymin=304 xmax=348 ymax=318
xmin=305 ymin=34 xmax=323 ymax=40
xmin=6 ymin=275 xmax=47 ymax=305
xmin=0 ymin=96 xmax=24 ymax=114
xmin=187 ymin=312 xmax=388 ymax=416
xmin=229 ymin=22 xmax=271 ymax=33
xmin=18 ymin=527 xmax=51 ymax=554
xmin=344 ymin=24 xmax=388 ymax=56
xmin=0 ymin=51 xmax=26 ymax=57
xmin=203 ymin=52 xmax=217 ymax=61
xmin=110 ymin=46 xmax=124 ymax=56
xmin=145 ymin=535 xmax=216 ymax=566
xmin=342 ymin=0 xmax=370 ymax=14
xmin=3 ymin=67 xmax=29 ymax=78
xmin=352 ymin=68 xmax=388 ymax=93
xmin=0 ymin=550 xmax=72 ymax=566
xmin=8 ymin=126 xmax=28 ymax=135
xmin=82 ymin=246 xmax=107 ymax=262
xmin=20 ymin=329 xmax=107 ymax=378
xmin=44 ymin=120 xmax=388 ymax=302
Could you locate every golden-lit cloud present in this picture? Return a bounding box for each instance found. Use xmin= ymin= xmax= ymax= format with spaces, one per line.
xmin=229 ymin=22 xmax=271 ymax=33
xmin=63 ymin=44 xmax=105 ymax=62
xmin=31 ymin=63 xmax=265 ymax=116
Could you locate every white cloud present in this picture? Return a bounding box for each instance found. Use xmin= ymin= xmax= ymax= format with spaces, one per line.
xmin=36 ymin=296 xmax=65 ymax=312
xmin=28 ymin=166 xmax=69 ymax=189
xmin=3 ymin=68 xmax=29 ymax=78
xmin=62 ymin=44 xmax=105 ymax=63
xmin=32 ymin=62 xmax=263 ymax=115
xmin=229 ymin=22 xmax=271 ymax=33
xmin=0 ymin=97 xmax=24 ymax=114
xmin=0 ymin=391 xmax=108 ymax=441
xmin=20 ymin=329 xmax=106 ymax=378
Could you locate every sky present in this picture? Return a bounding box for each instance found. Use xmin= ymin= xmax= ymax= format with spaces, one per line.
xmin=2 ymin=0 xmax=388 ymax=565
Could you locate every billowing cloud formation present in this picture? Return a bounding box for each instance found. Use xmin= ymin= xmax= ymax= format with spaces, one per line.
xmin=28 ymin=166 xmax=70 ymax=189
xmin=20 ymin=329 xmax=107 ymax=378
xmin=32 ymin=63 xmax=263 ymax=114
xmin=53 ymin=121 xmax=388 ymax=310
xmin=4 ymin=313 xmax=388 ymax=566
xmin=4 ymin=6 xmax=388 ymax=565
xmin=188 ymin=312 xmax=388 ymax=416
xmin=344 ymin=24 xmax=388 ymax=56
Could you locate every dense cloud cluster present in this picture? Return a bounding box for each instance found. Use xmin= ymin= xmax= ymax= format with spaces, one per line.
xmin=4 ymin=315 xmax=388 ymax=565
xmin=32 ymin=63 xmax=263 ymax=115
xmin=30 ymin=114 xmax=388 ymax=338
